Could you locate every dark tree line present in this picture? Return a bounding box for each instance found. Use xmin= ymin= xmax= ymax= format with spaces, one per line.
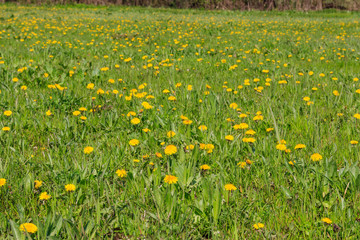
xmin=1 ymin=0 xmax=359 ymax=10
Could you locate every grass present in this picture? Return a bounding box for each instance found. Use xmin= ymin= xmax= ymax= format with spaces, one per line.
xmin=0 ymin=4 xmax=360 ymax=239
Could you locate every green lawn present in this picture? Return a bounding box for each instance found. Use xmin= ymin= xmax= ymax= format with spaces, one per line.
xmin=1 ymin=4 xmax=360 ymax=239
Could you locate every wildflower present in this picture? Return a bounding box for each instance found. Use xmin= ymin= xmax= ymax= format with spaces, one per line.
xmin=155 ymin=152 xmax=163 ymax=158
xmin=46 ymin=110 xmax=52 ymax=116
xmin=4 ymin=110 xmax=12 ymax=116
xmin=164 ymin=145 xmax=177 ymax=155
xmin=116 ymin=169 xmax=127 ymax=178
xmin=0 ymin=178 xmax=6 ymax=187
xmin=83 ymin=146 xmax=94 ymax=154
xmin=20 ymin=223 xmax=38 ymax=233
xmin=333 ymin=90 xmax=339 ymax=96
xmin=73 ymin=111 xmax=81 ymax=116
xmin=311 ymin=153 xmax=323 ymax=161
xmin=224 ymin=184 xmax=237 ymax=191
xmin=164 ymin=175 xmax=178 ymax=184
xmin=234 ymin=123 xmax=248 ymax=130
xmin=80 ymin=116 xmax=87 ymax=121
xmin=266 ymin=128 xmax=274 ymax=132
xmin=295 ymin=144 xmax=306 ymax=149
xmin=200 ymin=164 xmax=210 ymax=170
xmin=350 ymin=140 xmax=358 ymax=145
xmin=2 ymin=127 xmax=10 ymax=131
xmin=229 ymin=103 xmax=238 ymax=109
xmin=321 ymin=218 xmax=332 ymax=224
xmin=354 ymin=114 xmax=360 ymax=120
xmin=245 ymin=129 xmax=256 ymax=135
xmin=12 ymin=77 xmax=19 ymax=82
xmin=21 ymin=86 xmax=27 ymax=90
xmin=142 ymin=102 xmax=153 ymax=109
xmin=237 ymin=162 xmax=246 ymax=168
xmin=129 ymin=139 xmax=140 ymax=146
xmin=34 ymin=180 xmax=42 ymax=189
xmin=168 ymin=96 xmax=176 ymax=101
xmin=198 ymin=125 xmax=207 ymax=131
xmin=253 ymin=223 xmax=264 ymax=230
xmin=225 ymin=135 xmax=234 ymax=141
xmin=183 ymin=119 xmax=193 ymax=125
xmin=276 ymin=144 xmax=287 ymax=151
xmin=131 ymin=118 xmax=141 ymax=125
xmin=65 ymin=184 xmax=76 ymax=192
xmin=39 ymin=192 xmax=51 ymax=201
xmin=167 ymin=131 xmax=176 ymax=138
xmin=242 ymin=137 xmax=256 ymax=143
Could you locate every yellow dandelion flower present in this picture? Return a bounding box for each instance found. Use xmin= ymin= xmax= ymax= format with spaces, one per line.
xmin=116 ymin=169 xmax=127 ymax=178
xmin=65 ymin=184 xmax=76 ymax=192
xmin=164 ymin=145 xmax=177 ymax=155
xmin=20 ymin=223 xmax=38 ymax=234
xmin=224 ymin=184 xmax=237 ymax=191
xmin=164 ymin=175 xmax=178 ymax=184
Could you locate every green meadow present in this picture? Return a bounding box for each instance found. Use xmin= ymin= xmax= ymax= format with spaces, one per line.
xmin=1 ymin=4 xmax=360 ymax=239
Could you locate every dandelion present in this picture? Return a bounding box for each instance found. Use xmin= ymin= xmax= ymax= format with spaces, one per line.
xmin=164 ymin=145 xmax=177 ymax=155
xmin=129 ymin=139 xmax=140 ymax=146
xmin=295 ymin=144 xmax=306 ymax=149
xmin=237 ymin=162 xmax=246 ymax=168
xmin=65 ymin=184 xmax=76 ymax=192
xmin=225 ymin=135 xmax=234 ymax=141
xmin=4 ymin=110 xmax=12 ymax=116
xmin=224 ymin=184 xmax=237 ymax=191
xmin=321 ymin=218 xmax=332 ymax=224
xmin=34 ymin=180 xmax=42 ymax=189
xmin=0 ymin=178 xmax=6 ymax=187
xmin=183 ymin=119 xmax=193 ymax=125
xmin=73 ymin=111 xmax=81 ymax=116
xmin=131 ymin=118 xmax=141 ymax=125
xmin=116 ymin=169 xmax=127 ymax=178
xmin=234 ymin=123 xmax=248 ymax=130
xmin=350 ymin=140 xmax=358 ymax=145
xmin=2 ymin=127 xmax=10 ymax=131
xmin=200 ymin=164 xmax=210 ymax=170
xmin=276 ymin=144 xmax=287 ymax=151
xmin=39 ymin=192 xmax=51 ymax=201
xmin=20 ymin=223 xmax=38 ymax=234
xmin=311 ymin=153 xmax=323 ymax=161
xmin=198 ymin=125 xmax=207 ymax=131
xmin=164 ymin=175 xmax=178 ymax=184
xmin=167 ymin=131 xmax=176 ymax=138
xmin=83 ymin=146 xmax=94 ymax=154
xmin=253 ymin=223 xmax=264 ymax=230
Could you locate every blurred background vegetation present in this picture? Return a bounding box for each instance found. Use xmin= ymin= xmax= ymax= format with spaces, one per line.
xmin=1 ymin=0 xmax=359 ymax=10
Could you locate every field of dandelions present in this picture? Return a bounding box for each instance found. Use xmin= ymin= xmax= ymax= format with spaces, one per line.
xmin=0 ymin=4 xmax=360 ymax=239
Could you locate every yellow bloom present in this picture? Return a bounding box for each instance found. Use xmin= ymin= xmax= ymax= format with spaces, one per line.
xmin=229 ymin=103 xmax=238 ymax=109
xmin=131 ymin=118 xmax=141 ymax=125
xmin=266 ymin=128 xmax=274 ymax=132
xmin=276 ymin=144 xmax=287 ymax=151
xmin=0 ymin=178 xmax=6 ymax=187
xmin=4 ymin=110 xmax=12 ymax=116
xmin=46 ymin=110 xmax=52 ymax=116
xmin=350 ymin=140 xmax=358 ymax=145
xmin=234 ymin=123 xmax=248 ymax=130
xmin=321 ymin=218 xmax=332 ymax=224
xmin=20 ymin=223 xmax=38 ymax=233
xmin=354 ymin=113 xmax=360 ymax=120
xmin=294 ymin=144 xmax=306 ymax=149
xmin=224 ymin=184 xmax=237 ymax=191
xmin=129 ymin=139 xmax=140 ymax=146
xmin=242 ymin=137 xmax=256 ymax=143
xmin=200 ymin=164 xmax=211 ymax=170
xmin=237 ymin=162 xmax=246 ymax=168
xmin=333 ymin=90 xmax=339 ymax=96
xmin=21 ymin=86 xmax=27 ymax=90
xmin=164 ymin=145 xmax=177 ymax=155
xmin=142 ymin=102 xmax=153 ymax=109
xmin=34 ymin=180 xmax=42 ymax=189
xmin=167 ymin=131 xmax=176 ymax=138
xmin=2 ymin=127 xmax=10 ymax=131
xmin=12 ymin=77 xmax=19 ymax=82
xmin=253 ymin=223 xmax=264 ymax=230
xmin=65 ymin=184 xmax=76 ymax=192
xmin=198 ymin=125 xmax=207 ymax=131
xmin=164 ymin=175 xmax=178 ymax=184
xmin=225 ymin=135 xmax=234 ymax=141
xmin=116 ymin=169 xmax=127 ymax=178
xmin=311 ymin=153 xmax=323 ymax=161
xmin=39 ymin=192 xmax=51 ymax=201
xmin=73 ymin=111 xmax=81 ymax=116
xmin=183 ymin=119 xmax=193 ymax=125
xmin=83 ymin=146 xmax=94 ymax=154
